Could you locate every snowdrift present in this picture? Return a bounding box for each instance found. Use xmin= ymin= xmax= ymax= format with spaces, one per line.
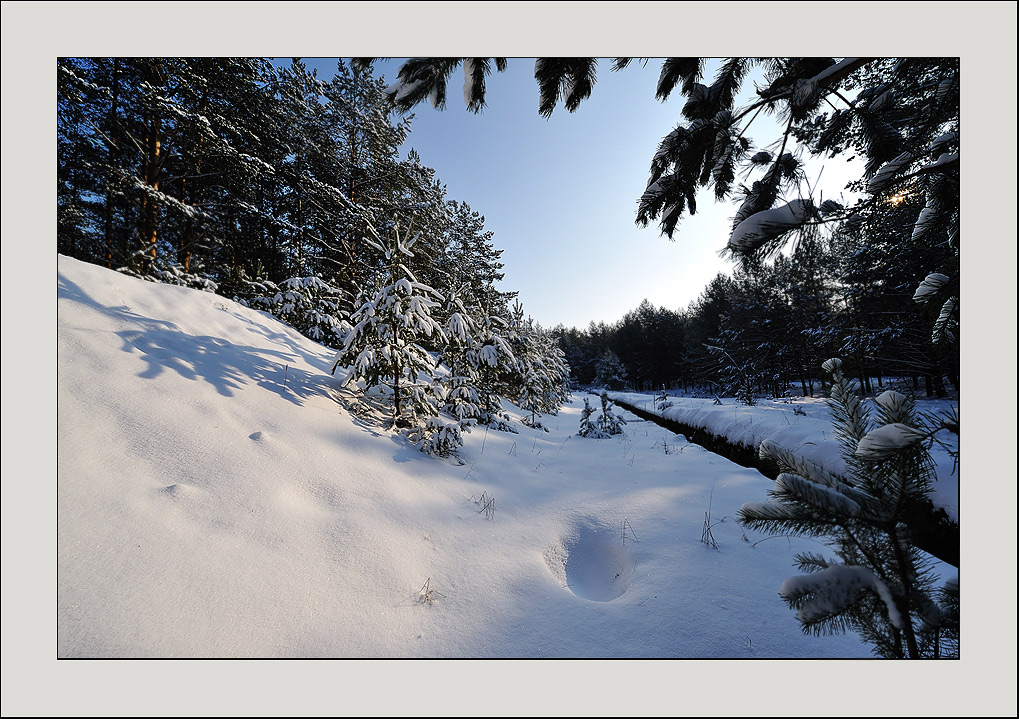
xmin=58 ymin=255 xmax=874 ymax=658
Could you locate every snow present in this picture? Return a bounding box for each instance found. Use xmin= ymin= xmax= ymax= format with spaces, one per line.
xmin=911 ymin=202 xmax=940 ymax=243
xmin=56 ymin=255 xmax=881 ymax=660
xmin=913 ymin=270 xmax=949 ymax=301
xmin=791 ymin=58 xmax=864 ymax=109
xmin=727 ymin=198 xmax=814 ymax=253
xmin=856 ymin=422 xmax=924 ymax=458
xmin=774 ymin=472 xmax=862 ymax=517
xmin=389 ymin=77 xmax=425 ymax=106
xmin=919 ymin=151 xmax=959 ymax=173
xmin=780 ymin=565 xmax=902 ymax=630
xmin=930 ymin=131 xmax=958 ymax=154
xmin=867 ymin=151 xmax=914 ymax=194
xmin=607 ymin=390 xmax=958 ymax=522
xmin=874 ymin=389 xmax=909 ymax=416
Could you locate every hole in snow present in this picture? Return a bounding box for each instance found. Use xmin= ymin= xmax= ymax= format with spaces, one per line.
xmin=551 ymin=521 xmax=634 ymax=602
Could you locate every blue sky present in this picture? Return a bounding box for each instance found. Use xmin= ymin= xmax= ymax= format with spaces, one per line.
xmin=294 ymin=58 xmax=862 ymax=330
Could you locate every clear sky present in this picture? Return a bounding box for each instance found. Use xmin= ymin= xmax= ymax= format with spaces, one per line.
xmin=295 ymin=57 xmax=861 ymax=331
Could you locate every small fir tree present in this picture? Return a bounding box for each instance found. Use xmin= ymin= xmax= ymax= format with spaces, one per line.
xmin=437 ymin=290 xmax=484 ymax=424
xmin=706 ymin=343 xmax=759 ymax=405
xmin=738 ymin=358 xmax=958 ymax=658
xmin=594 ymin=349 xmax=628 ymax=390
xmin=596 ymin=391 xmax=627 ymax=436
xmin=402 ymin=415 xmax=471 ymax=459
xmin=577 ymin=396 xmax=609 ymax=439
xmin=330 ymin=222 xmax=446 ymax=430
xmin=505 ymin=301 xmax=558 ymax=430
xmin=119 ymin=248 xmax=218 ymax=294
xmin=247 ymin=275 xmax=350 ymax=349
xmin=471 ymin=307 xmax=518 ymax=432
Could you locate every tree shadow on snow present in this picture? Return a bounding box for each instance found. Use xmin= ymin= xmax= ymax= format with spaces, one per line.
xmin=220 ymin=304 xmax=338 ymax=376
xmin=59 ymin=273 xmax=333 ymax=406
xmin=115 ymin=327 xmax=326 ymax=404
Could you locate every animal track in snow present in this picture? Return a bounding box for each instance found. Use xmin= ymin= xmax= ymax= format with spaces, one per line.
xmin=547 ymin=520 xmax=635 ymax=602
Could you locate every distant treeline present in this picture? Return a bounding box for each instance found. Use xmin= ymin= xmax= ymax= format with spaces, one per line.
xmin=555 ymin=216 xmax=958 ymax=399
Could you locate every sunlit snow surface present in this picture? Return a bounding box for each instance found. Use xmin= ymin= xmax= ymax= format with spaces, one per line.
xmin=58 ymin=255 xmax=885 ymax=658
xmin=606 ymin=390 xmax=958 ymax=524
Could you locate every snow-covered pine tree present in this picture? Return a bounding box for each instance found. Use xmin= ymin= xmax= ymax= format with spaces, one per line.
xmin=596 ymin=391 xmax=627 ymax=436
xmin=737 ymin=358 xmax=958 ymax=658
xmin=593 ymin=348 xmax=628 ymax=390
xmin=536 ymin=325 xmax=571 ymax=414
xmin=246 ymin=274 xmax=350 ymax=349
xmin=437 ymin=288 xmax=483 ymax=423
xmin=330 ymin=221 xmax=446 ymax=432
xmin=118 ymin=248 xmax=219 ymax=293
xmin=435 ymin=287 xmax=521 ymax=431
xmin=398 ymin=285 xmax=493 ymax=457
xmin=314 ymin=60 xmax=421 ymax=298
xmin=471 ymin=306 xmax=518 ymax=433
xmin=404 ymin=264 xmax=523 ymax=458
xmin=577 ymin=396 xmax=609 ymax=439
xmin=503 ymin=301 xmax=571 ymax=431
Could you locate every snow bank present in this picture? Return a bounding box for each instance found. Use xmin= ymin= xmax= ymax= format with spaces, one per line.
xmin=607 ymin=391 xmax=958 ymax=521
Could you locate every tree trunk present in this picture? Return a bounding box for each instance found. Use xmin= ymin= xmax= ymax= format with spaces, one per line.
xmin=144 ymin=114 xmax=161 ymax=264
xmin=104 ymin=58 xmax=119 ymax=269
xmin=295 ymin=162 xmax=304 ymax=276
xmin=392 ymin=309 xmax=401 ymax=422
xmin=142 ymin=61 xmax=164 ymax=269
xmin=179 ymin=89 xmax=208 ymax=274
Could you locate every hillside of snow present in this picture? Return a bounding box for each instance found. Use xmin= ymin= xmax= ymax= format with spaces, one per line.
xmin=56 ymin=254 xmax=880 ymax=659
xmin=0 ymin=253 xmax=990 ymax=715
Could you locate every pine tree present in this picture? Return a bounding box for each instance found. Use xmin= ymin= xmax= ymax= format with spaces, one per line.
xmin=503 ymin=301 xmax=570 ymax=431
xmin=436 ymin=289 xmax=483 ymax=424
xmin=247 ymin=275 xmax=350 ymax=349
xmin=57 ymin=58 xmax=296 ymax=287
xmin=593 ymin=348 xmax=628 ymax=390
xmin=738 ymin=358 xmax=958 ymax=658
xmin=576 ymin=392 xmax=626 ymax=438
xmin=433 ymin=201 xmax=516 ymax=317
xmin=471 ymin=306 xmax=519 ymax=432
xmin=705 ymin=343 xmax=760 ymax=406
xmin=596 ymin=391 xmax=627 ymax=436
xmin=577 ymin=396 xmax=608 ymax=439
xmin=330 ymin=221 xmax=446 ymax=430
xmin=361 ymin=58 xmax=960 ymax=326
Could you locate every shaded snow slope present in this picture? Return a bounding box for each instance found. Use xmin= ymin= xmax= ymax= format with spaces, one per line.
xmin=58 ymin=255 xmax=873 ymax=658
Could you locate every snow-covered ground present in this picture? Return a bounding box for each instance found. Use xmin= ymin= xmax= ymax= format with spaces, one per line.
xmin=605 ymin=390 xmax=959 ymax=522
xmin=55 ymin=255 xmax=871 ymax=659
xmin=2 ymin=256 xmax=1012 ymax=715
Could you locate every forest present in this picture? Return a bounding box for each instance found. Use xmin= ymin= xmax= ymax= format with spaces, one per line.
xmin=55 ymin=56 xmax=965 ymax=664
xmin=58 ymin=57 xmax=960 ymax=410
xmin=57 ymin=57 xmax=571 ymax=455
xmin=57 ymin=58 xmax=515 ymax=316
xmin=554 ymin=211 xmax=958 ymax=401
